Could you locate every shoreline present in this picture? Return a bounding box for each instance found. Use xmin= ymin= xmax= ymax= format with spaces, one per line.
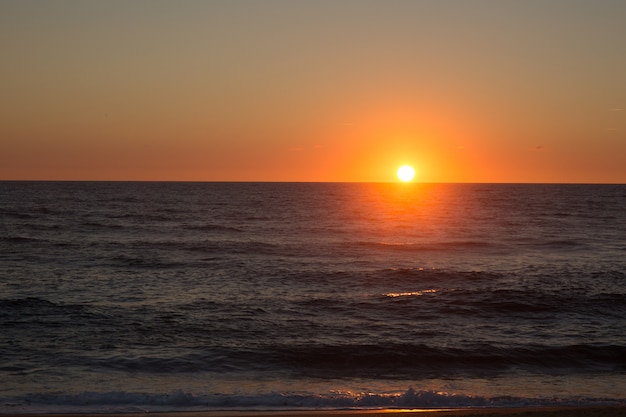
xmin=2 ymin=407 xmax=626 ymax=417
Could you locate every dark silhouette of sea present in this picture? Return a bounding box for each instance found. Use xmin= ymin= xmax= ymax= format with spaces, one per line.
xmin=1 ymin=182 xmax=624 ymax=412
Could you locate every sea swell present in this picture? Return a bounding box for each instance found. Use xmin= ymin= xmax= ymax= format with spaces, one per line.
xmin=4 ymin=341 xmax=624 ymax=378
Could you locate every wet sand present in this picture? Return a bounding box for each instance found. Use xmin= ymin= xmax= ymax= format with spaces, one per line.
xmin=4 ymin=407 xmax=626 ymax=417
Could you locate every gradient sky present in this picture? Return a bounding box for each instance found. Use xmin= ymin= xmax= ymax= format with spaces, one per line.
xmin=1 ymin=0 xmax=625 ymax=182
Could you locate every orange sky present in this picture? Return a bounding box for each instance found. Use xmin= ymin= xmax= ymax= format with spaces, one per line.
xmin=1 ymin=1 xmax=625 ymax=182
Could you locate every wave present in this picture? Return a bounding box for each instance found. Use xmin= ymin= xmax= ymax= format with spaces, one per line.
xmin=534 ymin=239 xmax=588 ymax=249
xmin=367 ymin=267 xmax=503 ymax=286
xmin=184 ymin=224 xmax=244 ymax=233
xmin=353 ymin=240 xmax=495 ymax=253
xmin=261 ymin=343 xmax=626 ymax=376
xmin=109 ymin=212 xmax=174 ymax=222
xmin=105 ymin=254 xmax=189 ymax=269
xmin=0 ymin=209 xmax=36 ymax=219
xmin=0 ymin=297 xmax=103 ymax=321
xmin=184 ymin=240 xmax=281 ymax=255
xmin=46 ymin=343 xmax=624 ymax=377
xmin=0 ymin=235 xmax=50 ymax=244
xmin=354 ymin=238 xmax=596 ymax=254
xmin=81 ymin=221 xmax=126 ymax=229
xmin=3 ymin=388 xmax=623 ymax=413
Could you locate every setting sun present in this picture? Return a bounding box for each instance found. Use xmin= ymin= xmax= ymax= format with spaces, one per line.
xmin=397 ymin=165 xmax=416 ymax=182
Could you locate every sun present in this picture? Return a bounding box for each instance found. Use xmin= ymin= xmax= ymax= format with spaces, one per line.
xmin=397 ymin=165 xmax=416 ymax=182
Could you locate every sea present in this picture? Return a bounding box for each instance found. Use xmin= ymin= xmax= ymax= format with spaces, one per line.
xmin=1 ymin=181 xmax=625 ymax=413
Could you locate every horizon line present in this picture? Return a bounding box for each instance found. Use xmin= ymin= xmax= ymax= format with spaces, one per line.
xmin=1 ymin=179 xmax=624 ymax=185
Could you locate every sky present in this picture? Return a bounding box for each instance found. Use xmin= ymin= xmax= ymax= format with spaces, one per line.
xmin=1 ymin=0 xmax=625 ymax=183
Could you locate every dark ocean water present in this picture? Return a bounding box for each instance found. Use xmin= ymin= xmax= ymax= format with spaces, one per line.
xmin=1 ymin=182 xmax=625 ymax=413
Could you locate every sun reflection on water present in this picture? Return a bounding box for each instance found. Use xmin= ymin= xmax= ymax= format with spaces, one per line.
xmin=384 ymin=289 xmax=441 ymax=298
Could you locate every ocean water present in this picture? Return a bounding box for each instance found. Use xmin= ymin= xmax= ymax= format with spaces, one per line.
xmin=1 ymin=181 xmax=625 ymax=413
